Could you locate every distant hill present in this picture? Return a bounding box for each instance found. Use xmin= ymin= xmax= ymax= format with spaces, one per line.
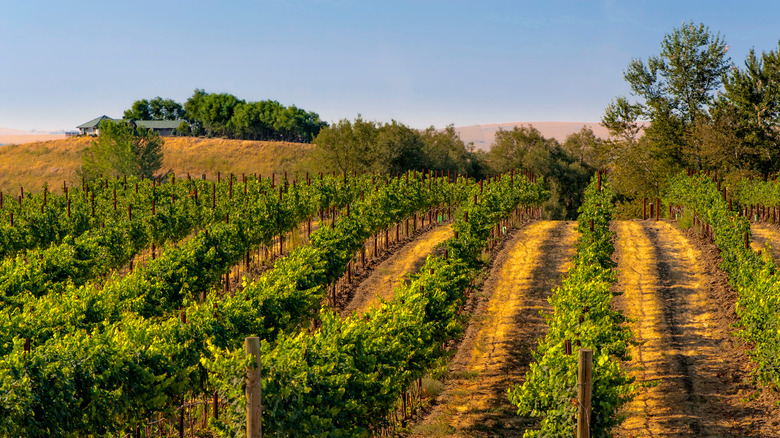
xmin=0 ymin=137 xmax=314 ymax=194
xmin=454 ymin=121 xmax=613 ymax=151
xmin=0 ymin=126 xmax=67 ymax=145
xmin=0 ymin=127 xmax=29 ymax=136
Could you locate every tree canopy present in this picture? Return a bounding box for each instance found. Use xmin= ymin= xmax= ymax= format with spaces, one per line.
xmin=487 ymin=125 xmax=593 ymax=219
xmin=602 ymin=22 xmax=780 ymax=216
xmin=124 ymin=97 xmax=186 ymax=121
xmin=180 ymin=89 xmax=327 ymax=142
xmin=122 ymin=90 xmax=327 ymax=143
xmin=605 ymin=22 xmax=731 ymax=173
xmin=311 ymin=116 xmax=487 ymax=178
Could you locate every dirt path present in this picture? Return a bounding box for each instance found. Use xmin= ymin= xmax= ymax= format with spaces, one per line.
xmin=411 ymin=220 xmax=577 ymax=437
xmin=613 ymin=220 xmax=776 ymax=438
xmin=749 ymin=223 xmax=780 ymax=262
xmin=341 ymin=225 xmax=454 ymax=316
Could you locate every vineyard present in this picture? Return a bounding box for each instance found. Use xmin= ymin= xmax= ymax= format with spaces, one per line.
xmin=2 ymin=168 xmax=780 ymax=437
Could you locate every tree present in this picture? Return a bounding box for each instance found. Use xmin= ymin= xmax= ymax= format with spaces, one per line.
xmin=420 ymin=125 xmax=487 ymax=177
xmin=487 ymin=125 xmax=592 ymax=219
xmin=312 ymin=116 xmax=488 ymax=177
xmin=311 ymin=116 xmax=379 ymax=173
xmin=79 ymin=119 xmax=164 ymax=181
xmin=562 ymin=126 xmax=605 ymax=168
xmin=601 ymin=96 xmax=643 ymax=144
xmin=616 ymin=22 xmax=730 ymax=170
xmin=374 ymin=120 xmax=427 ymax=174
xmin=184 ymin=89 xmax=244 ymax=137
xmin=124 ymin=97 xmax=186 ymax=120
xmin=230 ymin=102 xmax=270 ymax=140
xmin=716 ymin=42 xmax=780 ymax=171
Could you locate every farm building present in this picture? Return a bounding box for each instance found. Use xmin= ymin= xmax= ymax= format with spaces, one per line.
xmin=77 ymin=116 xmax=181 ymax=136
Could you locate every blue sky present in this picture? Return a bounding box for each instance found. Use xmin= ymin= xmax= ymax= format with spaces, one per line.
xmin=1 ymin=0 xmax=779 ymax=132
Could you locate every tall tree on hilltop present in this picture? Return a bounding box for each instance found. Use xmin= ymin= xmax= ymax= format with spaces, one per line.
xmin=607 ymin=22 xmax=731 ymax=171
xmin=714 ymin=42 xmax=780 ymax=172
xmin=184 ymin=89 xmax=244 ymax=137
xmin=374 ymin=121 xmax=427 ymax=175
xmin=124 ymin=97 xmax=186 ymax=121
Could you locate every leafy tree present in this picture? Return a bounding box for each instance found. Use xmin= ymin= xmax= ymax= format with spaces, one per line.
xmin=124 ymin=97 xmax=186 ymax=120
xmin=716 ymin=42 xmax=780 ymax=172
xmin=183 ymin=89 xmax=244 ymax=137
xmin=374 ymin=121 xmax=427 ymax=174
xmin=601 ymin=96 xmax=643 ymax=144
xmin=230 ymin=101 xmax=271 ymax=140
xmin=689 ymin=107 xmax=751 ymax=172
xmin=282 ymin=105 xmax=328 ymax=143
xmin=487 ymin=125 xmax=592 ymax=219
xmin=420 ymin=125 xmax=486 ymax=177
xmin=312 ymin=116 xmax=379 ymax=173
xmin=614 ymin=22 xmax=730 ymax=170
xmin=311 ymin=117 xmax=487 ymax=178
xmin=79 ymin=119 xmax=164 ymax=181
xmin=562 ymin=126 xmax=605 ymax=168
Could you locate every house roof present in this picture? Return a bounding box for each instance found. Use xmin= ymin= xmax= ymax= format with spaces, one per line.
xmin=76 ymin=115 xmax=116 ymax=129
xmin=76 ymin=117 xmax=183 ymax=130
xmin=134 ymin=120 xmax=182 ymax=130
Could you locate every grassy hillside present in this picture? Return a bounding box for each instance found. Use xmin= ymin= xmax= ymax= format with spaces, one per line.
xmin=0 ymin=136 xmax=314 ymax=194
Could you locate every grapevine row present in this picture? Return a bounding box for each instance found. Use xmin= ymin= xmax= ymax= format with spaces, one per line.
xmin=0 ymin=172 xmax=473 ymax=437
xmin=0 ymin=173 xmax=370 ymax=304
xmin=202 ymin=171 xmax=547 ymax=436
xmin=508 ymin=173 xmax=635 ymax=437
xmin=665 ymin=172 xmax=780 ymax=389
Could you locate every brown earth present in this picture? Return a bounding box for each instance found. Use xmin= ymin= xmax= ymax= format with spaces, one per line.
xmin=749 ymin=223 xmax=780 ymax=262
xmin=410 ymin=220 xmax=578 ymax=437
xmin=341 ymin=224 xmax=454 ymax=316
xmin=613 ymin=220 xmax=780 ymax=438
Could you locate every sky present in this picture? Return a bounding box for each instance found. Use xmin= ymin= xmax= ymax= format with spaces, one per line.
xmin=1 ymin=0 xmax=779 ymax=132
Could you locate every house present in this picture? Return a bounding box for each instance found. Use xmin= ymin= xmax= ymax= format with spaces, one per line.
xmin=133 ymin=120 xmax=181 ymax=137
xmin=77 ymin=115 xmax=114 ymax=135
xmin=76 ymin=116 xmax=182 ymax=136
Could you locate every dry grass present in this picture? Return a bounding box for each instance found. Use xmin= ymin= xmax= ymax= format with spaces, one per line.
xmin=0 ymin=136 xmax=315 ymax=194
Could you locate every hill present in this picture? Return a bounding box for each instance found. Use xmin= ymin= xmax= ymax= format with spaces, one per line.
xmin=0 ymin=126 xmax=31 ymax=136
xmin=0 ymin=126 xmax=68 ymax=145
xmin=0 ymin=136 xmax=314 ymax=194
xmin=455 ymin=121 xmax=614 ymax=151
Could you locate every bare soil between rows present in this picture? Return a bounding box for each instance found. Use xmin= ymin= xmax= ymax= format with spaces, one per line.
xmin=408 ymin=220 xmax=578 ymax=437
xmin=749 ymin=222 xmax=780 ymax=263
xmin=340 ymin=224 xmax=454 ymax=317
xmin=613 ymin=220 xmax=780 ymax=438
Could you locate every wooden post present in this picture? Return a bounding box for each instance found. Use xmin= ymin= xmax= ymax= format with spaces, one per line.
xmin=178 ymin=406 xmax=185 ymax=438
xmin=643 ymin=198 xmax=647 ymax=220
xmin=246 ymin=337 xmax=262 ymax=438
xmin=577 ymin=348 xmax=593 ymax=438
